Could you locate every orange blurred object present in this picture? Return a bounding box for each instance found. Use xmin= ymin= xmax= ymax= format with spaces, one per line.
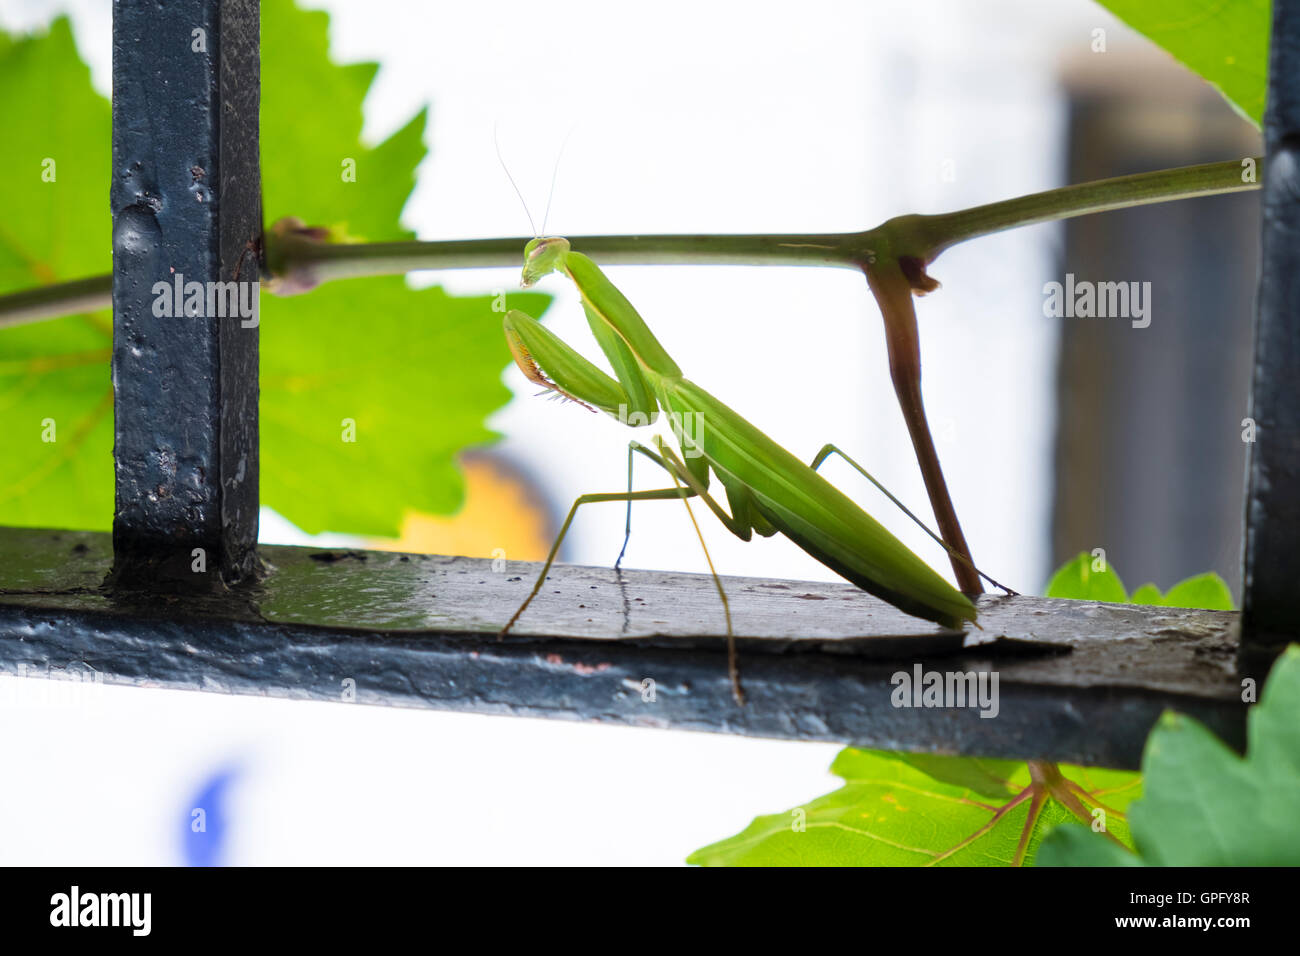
xmin=368 ymin=452 xmax=553 ymax=561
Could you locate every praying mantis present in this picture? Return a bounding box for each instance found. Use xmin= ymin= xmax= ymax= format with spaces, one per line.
xmin=498 ymin=236 xmax=1001 ymax=700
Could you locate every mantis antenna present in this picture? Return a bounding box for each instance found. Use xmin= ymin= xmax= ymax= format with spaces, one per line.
xmin=494 ymin=122 xmax=538 ymax=237
xmin=495 ymin=123 xmax=578 ymax=239
xmin=539 ymin=125 xmax=578 ymax=237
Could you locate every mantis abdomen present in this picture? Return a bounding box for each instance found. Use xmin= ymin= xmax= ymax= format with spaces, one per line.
xmin=661 ymin=378 xmax=977 ymax=629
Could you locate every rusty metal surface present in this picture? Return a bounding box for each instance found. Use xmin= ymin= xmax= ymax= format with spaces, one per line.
xmin=0 ymin=527 xmax=1244 ymax=768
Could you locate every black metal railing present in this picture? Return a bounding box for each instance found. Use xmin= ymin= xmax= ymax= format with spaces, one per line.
xmin=1243 ymin=0 xmax=1300 ymax=680
xmin=109 ymin=0 xmax=261 ymax=589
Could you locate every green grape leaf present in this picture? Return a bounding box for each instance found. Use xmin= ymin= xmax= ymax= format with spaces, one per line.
xmin=257 ymin=0 xmax=547 ymax=533
xmin=895 ymin=752 xmax=1024 ymax=799
xmin=260 ymin=0 xmax=425 ymax=244
xmin=0 ymin=16 xmax=113 ymax=530
xmin=0 ymin=1 xmax=544 ymax=535
xmin=1045 ymin=555 xmax=1233 ymax=610
xmin=259 ymin=278 xmax=547 ymax=532
xmin=1036 ymin=823 xmax=1141 ymax=865
xmin=1128 ymin=575 xmax=1236 ymax=609
xmin=1095 ymin=0 xmax=1269 ymax=127
xmin=1129 ymin=583 xmax=1164 ymax=605
xmin=687 ymin=749 xmax=1140 ymax=866
xmin=690 ymin=556 xmax=1243 ymax=867
xmin=1044 ymin=551 xmax=1128 ymax=602
xmin=1161 ymin=572 xmax=1234 ymax=610
xmin=1039 ymin=645 xmax=1300 ymax=865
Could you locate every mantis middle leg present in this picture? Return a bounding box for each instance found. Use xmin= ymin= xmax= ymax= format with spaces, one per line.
xmin=810 ymin=444 xmax=1016 ymax=595
xmin=502 ymin=438 xmax=750 ymax=701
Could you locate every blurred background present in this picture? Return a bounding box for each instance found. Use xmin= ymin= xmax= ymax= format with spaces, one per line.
xmin=0 ymin=0 xmax=1260 ymax=864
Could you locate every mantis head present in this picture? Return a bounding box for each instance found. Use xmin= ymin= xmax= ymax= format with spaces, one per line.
xmin=521 ymin=236 xmax=571 ymax=288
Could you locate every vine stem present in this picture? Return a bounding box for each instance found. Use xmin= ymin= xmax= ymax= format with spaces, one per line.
xmin=866 ymin=155 xmax=1255 ymax=592
xmin=905 ymin=156 xmax=1260 ymax=259
xmin=0 ymin=275 xmax=112 ymax=329
xmin=865 ymin=256 xmax=981 ymax=593
xmin=1 ymin=157 xmax=1258 ymax=326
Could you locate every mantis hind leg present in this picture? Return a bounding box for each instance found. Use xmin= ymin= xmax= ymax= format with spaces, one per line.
xmin=648 ymin=440 xmax=743 ymax=704
xmin=631 ymin=436 xmax=751 ymax=702
xmin=620 ymin=438 xmax=750 ymax=702
xmin=810 ymin=444 xmax=1017 ymax=595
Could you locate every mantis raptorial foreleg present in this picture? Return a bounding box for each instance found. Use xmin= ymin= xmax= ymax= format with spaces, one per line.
xmin=809 ymin=444 xmax=1016 ymax=595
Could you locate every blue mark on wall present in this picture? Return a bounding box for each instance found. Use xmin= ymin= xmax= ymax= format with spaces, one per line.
xmin=182 ymin=765 xmax=239 ymax=866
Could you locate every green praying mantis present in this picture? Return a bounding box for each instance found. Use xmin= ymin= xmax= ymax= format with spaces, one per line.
xmin=498 ymin=236 xmax=1006 ymax=701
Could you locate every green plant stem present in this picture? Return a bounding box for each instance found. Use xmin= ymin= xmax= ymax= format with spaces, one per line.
xmin=895 ymin=156 xmax=1259 ymax=260
xmin=270 ymin=157 xmax=1257 ymax=288
xmin=274 ymin=233 xmax=868 ymax=281
xmin=0 ymin=274 xmax=112 ymax=329
xmin=0 ymin=157 xmax=1259 ymax=326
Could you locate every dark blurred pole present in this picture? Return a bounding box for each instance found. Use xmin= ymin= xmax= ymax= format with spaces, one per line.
xmin=1241 ymin=0 xmax=1300 ymax=677
xmin=1052 ymin=83 xmax=1259 ymax=597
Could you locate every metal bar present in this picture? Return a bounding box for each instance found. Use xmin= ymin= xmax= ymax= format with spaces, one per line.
xmin=1242 ymin=0 xmax=1300 ymax=675
xmin=0 ymin=528 xmax=1246 ymax=769
xmin=109 ymin=0 xmax=261 ymax=589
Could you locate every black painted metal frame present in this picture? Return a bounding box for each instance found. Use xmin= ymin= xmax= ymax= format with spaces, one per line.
xmin=109 ymin=0 xmax=261 ymax=589
xmin=1243 ymin=0 xmax=1300 ymax=679
xmin=0 ymin=0 xmax=1293 ymax=770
